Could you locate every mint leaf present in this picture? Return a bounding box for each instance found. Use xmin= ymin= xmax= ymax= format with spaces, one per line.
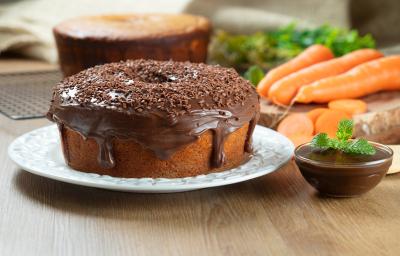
xmin=327 ymin=138 xmax=342 ymax=150
xmin=310 ymin=118 xmax=376 ymax=155
xmin=344 ymin=139 xmax=376 ymax=155
xmin=336 ymin=119 xmax=353 ymax=141
xmin=311 ymin=133 xmax=330 ymax=148
xmin=244 ymin=65 xmax=265 ymax=86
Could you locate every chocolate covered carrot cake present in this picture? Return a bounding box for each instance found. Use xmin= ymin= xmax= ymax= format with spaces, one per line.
xmin=53 ymin=14 xmax=211 ymax=77
xmin=47 ymin=59 xmax=260 ymax=178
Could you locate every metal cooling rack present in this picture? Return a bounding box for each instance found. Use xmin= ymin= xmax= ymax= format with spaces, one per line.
xmin=0 ymin=70 xmax=61 ymax=120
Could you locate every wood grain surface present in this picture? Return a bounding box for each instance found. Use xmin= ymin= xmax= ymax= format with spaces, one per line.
xmin=1 ymin=112 xmax=400 ymax=256
xmin=1 ymin=59 xmax=400 ymax=256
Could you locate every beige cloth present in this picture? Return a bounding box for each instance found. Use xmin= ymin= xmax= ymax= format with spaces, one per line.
xmin=184 ymin=0 xmax=349 ymax=33
xmin=0 ymin=0 xmax=189 ymax=63
xmin=0 ymin=0 xmax=399 ymax=63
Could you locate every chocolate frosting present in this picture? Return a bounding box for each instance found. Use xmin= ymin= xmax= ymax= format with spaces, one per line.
xmin=47 ymin=60 xmax=260 ymax=169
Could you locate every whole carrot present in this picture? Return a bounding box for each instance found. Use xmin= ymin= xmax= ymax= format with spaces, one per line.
xmin=268 ymin=49 xmax=383 ymax=105
xmin=295 ymin=56 xmax=400 ymax=103
xmin=256 ymin=44 xmax=334 ymax=98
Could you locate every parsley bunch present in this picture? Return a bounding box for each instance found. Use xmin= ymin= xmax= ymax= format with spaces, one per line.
xmin=244 ymin=65 xmax=265 ymax=87
xmin=209 ymin=24 xmax=376 ymax=77
xmin=311 ymin=119 xmax=376 ymax=155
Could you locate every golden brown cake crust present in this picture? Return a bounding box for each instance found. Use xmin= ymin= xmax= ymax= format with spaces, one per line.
xmin=53 ymin=14 xmax=211 ymax=41
xmin=53 ymin=14 xmax=211 ymax=77
xmin=60 ymin=125 xmax=250 ymax=178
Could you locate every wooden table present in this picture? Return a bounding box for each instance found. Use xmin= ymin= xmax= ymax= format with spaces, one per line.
xmin=1 ymin=59 xmax=400 ymax=256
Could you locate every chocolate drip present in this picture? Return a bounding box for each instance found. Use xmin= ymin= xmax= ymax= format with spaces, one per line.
xmin=48 ymin=105 xmax=258 ymax=169
xmin=244 ymin=114 xmax=260 ymax=153
xmin=56 ymin=123 xmax=70 ymax=165
xmin=211 ymin=126 xmax=227 ymax=168
xmin=95 ymin=137 xmax=115 ymax=168
xmin=47 ymin=60 xmax=260 ymax=169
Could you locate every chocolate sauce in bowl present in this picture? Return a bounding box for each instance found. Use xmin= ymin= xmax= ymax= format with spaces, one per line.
xmin=294 ymin=143 xmax=393 ymax=197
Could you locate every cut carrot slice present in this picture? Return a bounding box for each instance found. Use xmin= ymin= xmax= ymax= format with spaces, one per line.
xmin=315 ymin=110 xmax=351 ymax=137
xmin=288 ymin=134 xmax=314 ymax=147
xmin=277 ymin=113 xmax=314 ymax=139
xmin=328 ymin=99 xmax=367 ymax=115
xmin=307 ymin=108 xmax=329 ymax=125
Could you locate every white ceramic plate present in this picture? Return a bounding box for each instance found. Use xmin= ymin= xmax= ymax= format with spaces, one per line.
xmin=8 ymin=125 xmax=294 ymax=193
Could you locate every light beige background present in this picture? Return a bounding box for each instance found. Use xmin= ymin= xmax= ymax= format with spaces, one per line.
xmin=0 ymin=0 xmax=399 ymax=63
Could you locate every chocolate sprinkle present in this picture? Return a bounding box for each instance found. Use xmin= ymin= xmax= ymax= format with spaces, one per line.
xmin=55 ymin=59 xmax=255 ymax=116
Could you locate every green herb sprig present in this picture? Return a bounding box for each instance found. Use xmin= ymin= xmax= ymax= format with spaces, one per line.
xmin=209 ymin=24 xmax=375 ymax=73
xmin=244 ymin=65 xmax=265 ymax=86
xmin=311 ymin=119 xmax=376 ymax=155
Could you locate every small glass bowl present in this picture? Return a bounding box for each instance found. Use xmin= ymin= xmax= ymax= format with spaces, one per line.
xmin=294 ymin=142 xmax=393 ymax=197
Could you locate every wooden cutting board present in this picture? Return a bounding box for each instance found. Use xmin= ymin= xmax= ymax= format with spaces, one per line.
xmin=258 ymin=91 xmax=400 ymax=144
xmin=258 ymin=91 xmax=400 ymax=175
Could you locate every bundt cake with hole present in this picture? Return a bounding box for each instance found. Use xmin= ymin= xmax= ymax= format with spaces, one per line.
xmin=47 ymin=59 xmax=260 ymax=178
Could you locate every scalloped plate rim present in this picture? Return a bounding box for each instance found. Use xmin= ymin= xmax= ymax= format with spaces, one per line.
xmin=8 ymin=124 xmax=294 ymax=193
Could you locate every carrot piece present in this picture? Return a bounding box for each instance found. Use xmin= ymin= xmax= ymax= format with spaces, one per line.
xmin=296 ymin=56 xmax=400 ymax=103
xmin=328 ymin=99 xmax=367 ymax=115
xmin=307 ymin=108 xmax=329 ymax=125
xmin=277 ymin=113 xmax=314 ymax=139
xmin=315 ymin=110 xmax=351 ymax=138
xmin=268 ymin=49 xmax=383 ymax=105
xmin=257 ymin=45 xmax=334 ymax=98
xmin=288 ymin=134 xmax=314 ymax=147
